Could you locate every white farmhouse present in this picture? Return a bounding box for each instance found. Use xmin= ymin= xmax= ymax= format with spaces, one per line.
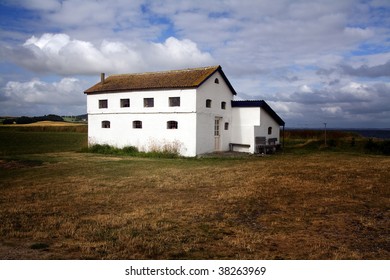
xmin=84 ymin=65 xmax=285 ymax=157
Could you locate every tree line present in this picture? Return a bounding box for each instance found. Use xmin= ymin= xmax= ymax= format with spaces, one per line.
xmin=2 ymin=114 xmax=64 ymax=124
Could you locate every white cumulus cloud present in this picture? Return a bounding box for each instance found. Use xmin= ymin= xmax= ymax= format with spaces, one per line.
xmin=10 ymin=33 xmax=214 ymax=75
xmin=1 ymin=77 xmax=88 ymax=116
xmin=1 ymin=0 xmax=390 ymax=127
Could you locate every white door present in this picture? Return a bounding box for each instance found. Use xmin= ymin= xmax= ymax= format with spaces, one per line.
xmin=214 ymin=118 xmax=221 ymax=151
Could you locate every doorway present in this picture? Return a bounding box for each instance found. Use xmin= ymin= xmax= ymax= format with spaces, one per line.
xmin=214 ymin=117 xmax=221 ymax=151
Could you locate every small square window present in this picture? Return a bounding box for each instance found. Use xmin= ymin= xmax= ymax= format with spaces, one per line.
xmin=133 ymin=121 xmax=142 ymax=129
xmin=120 ymin=98 xmax=130 ymax=107
xmin=167 ymin=121 xmax=178 ymax=129
xmin=144 ymin=98 xmax=154 ymax=107
xmin=206 ymin=99 xmax=212 ymax=108
xmin=102 ymin=121 xmax=110 ymax=128
xmin=169 ymin=97 xmax=180 ymax=107
xmin=99 ymin=99 xmax=108 ymax=108
xmin=221 ymin=101 xmax=226 ymax=110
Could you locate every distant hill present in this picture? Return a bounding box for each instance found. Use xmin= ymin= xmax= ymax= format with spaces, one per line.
xmin=16 ymin=121 xmax=87 ymax=127
xmin=77 ymin=114 xmax=88 ymax=120
xmin=62 ymin=114 xmax=88 ymax=122
xmin=2 ymin=114 xmax=64 ymax=125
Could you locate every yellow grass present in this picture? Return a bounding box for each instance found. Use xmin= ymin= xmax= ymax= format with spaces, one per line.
xmin=0 ymin=152 xmax=389 ymax=259
xmin=3 ymin=121 xmax=85 ymax=127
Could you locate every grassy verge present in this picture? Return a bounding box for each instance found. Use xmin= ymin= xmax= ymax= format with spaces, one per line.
xmin=83 ymin=144 xmax=180 ymax=158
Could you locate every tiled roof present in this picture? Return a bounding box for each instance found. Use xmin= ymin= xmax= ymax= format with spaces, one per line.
xmin=84 ymin=65 xmax=236 ymax=95
xmin=232 ymin=100 xmax=285 ymax=126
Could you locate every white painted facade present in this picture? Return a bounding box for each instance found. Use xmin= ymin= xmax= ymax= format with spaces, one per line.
xmin=231 ymin=107 xmax=282 ymax=153
xmin=86 ymin=69 xmax=284 ymax=157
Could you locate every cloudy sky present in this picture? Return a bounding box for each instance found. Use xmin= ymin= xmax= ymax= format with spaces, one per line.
xmin=1 ymin=0 xmax=390 ymax=128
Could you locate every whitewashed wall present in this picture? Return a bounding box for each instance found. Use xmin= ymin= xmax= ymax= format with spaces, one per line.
xmin=231 ymin=107 xmax=282 ymax=153
xmin=87 ymin=89 xmax=198 ymax=156
xmin=255 ymin=109 xmax=281 ymax=143
xmin=87 ymin=89 xmax=197 ymax=113
xmin=231 ymin=107 xmax=259 ymax=153
xmin=195 ymin=72 xmax=234 ymax=155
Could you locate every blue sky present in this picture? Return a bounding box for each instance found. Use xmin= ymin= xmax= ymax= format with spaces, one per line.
xmin=1 ymin=0 xmax=390 ymax=128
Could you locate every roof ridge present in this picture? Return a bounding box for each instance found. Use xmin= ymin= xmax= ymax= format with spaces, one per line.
xmin=232 ymin=99 xmax=265 ymax=102
xmin=84 ymin=65 xmax=238 ymax=95
xmin=109 ymin=65 xmax=220 ymax=77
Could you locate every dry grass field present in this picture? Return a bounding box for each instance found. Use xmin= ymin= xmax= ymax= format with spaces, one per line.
xmin=0 ymin=125 xmax=389 ymax=259
xmin=4 ymin=121 xmax=86 ymax=127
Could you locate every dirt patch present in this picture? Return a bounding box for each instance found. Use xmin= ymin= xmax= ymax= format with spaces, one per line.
xmin=0 ymin=241 xmax=52 ymax=260
xmin=293 ymin=139 xmax=318 ymax=147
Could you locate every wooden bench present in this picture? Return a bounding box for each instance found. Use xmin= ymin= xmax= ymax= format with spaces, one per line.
xmin=268 ymin=138 xmax=277 ymax=145
xmin=255 ymin=137 xmax=279 ymax=154
xmin=229 ymin=143 xmax=250 ymax=152
xmin=255 ymin=137 xmax=267 ymax=154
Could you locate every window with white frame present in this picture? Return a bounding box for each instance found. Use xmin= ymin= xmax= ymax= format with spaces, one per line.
xmin=214 ymin=119 xmax=220 ymax=136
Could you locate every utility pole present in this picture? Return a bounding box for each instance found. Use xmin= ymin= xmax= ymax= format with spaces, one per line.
xmin=324 ymin=122 xmax=327 ymax=147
